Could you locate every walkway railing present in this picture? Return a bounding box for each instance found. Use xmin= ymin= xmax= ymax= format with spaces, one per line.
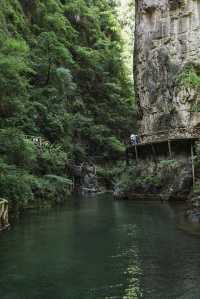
xmin=24 ymin=135 xmax=51 ymax=150
xmin=0 ymin=129 xmax=52 ymax=151
xmin=0 ymin=199 xmax=10 ymax=232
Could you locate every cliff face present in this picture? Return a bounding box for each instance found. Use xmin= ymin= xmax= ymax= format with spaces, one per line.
xmin=135 ymin=0 xmax=200 ymax=139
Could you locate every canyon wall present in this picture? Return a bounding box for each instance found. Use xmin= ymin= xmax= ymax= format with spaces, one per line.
xmin=135 ymin=0 xmax=200 ymax=140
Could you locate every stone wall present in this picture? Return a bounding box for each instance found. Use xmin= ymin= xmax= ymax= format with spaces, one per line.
xmin=114 ymin=155 xmax=193 ymax=201
xmin=135 ymin=0 xmax=200 ymax=138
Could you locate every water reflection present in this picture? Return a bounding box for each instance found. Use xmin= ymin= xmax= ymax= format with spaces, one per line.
xmin=113 ymin=201 xmax=143 ymax=298
xmin=0 ymin=196 xmax=200 ymax=298
xmin=123 ymin=258 xmax=143 ymax=298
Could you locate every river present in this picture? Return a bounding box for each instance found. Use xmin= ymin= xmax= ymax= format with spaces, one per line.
xmin=0 ymin=194 xmax=200 ymax=299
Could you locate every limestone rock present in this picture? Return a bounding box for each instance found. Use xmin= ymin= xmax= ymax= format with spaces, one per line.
xmin=135 ymin=0 xmax=200 ymax=140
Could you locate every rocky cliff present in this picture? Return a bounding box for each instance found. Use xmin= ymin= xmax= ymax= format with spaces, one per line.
xmin=135 ymin=0 xmax=200 ymax=140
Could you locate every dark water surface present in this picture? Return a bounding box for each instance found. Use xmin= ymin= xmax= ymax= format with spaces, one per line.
xmin=1 ymin=194 xmax=200 ymax=299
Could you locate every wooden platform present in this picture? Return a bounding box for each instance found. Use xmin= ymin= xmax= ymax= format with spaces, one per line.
xmin=127 ymin=137 xmax=198 ymax=160
xmin=0 ymin=199 xmax=9 ymax=232
xmin=126 ymin=135 xmax=199 ymax=187
xmin=134 ymin=136 xmax=198 ymax=147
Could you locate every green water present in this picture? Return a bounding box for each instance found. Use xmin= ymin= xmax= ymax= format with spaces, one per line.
xmin=1 ymin=194 xmax=200 ymax=299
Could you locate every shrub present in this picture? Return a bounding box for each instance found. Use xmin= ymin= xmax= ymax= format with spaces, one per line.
xmin=0 ymin=129 xmax=37 ymax=169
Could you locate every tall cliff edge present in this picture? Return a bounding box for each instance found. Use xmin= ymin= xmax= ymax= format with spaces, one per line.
xmin=135 ymin=0 xmax=200 ymax=141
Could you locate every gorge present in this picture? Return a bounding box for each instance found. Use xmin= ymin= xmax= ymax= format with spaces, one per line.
xmin=1 ymin=1 xmax=200 ymax=298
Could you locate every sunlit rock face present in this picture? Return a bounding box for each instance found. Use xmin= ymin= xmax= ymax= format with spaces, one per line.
xmin=135 ymin=0 xmax=200 ymax=139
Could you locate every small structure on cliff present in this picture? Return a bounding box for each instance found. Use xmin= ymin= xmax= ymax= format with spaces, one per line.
xmin=127 ymin=126 xmax=198 ymax=186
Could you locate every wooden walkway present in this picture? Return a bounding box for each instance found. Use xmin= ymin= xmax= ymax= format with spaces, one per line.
xmin=126 ymin=127 xmax=200 ymax=187
xmin=24 ymin=135 xmax=51 ymax=151
xmin=138 ymin=127 xmax=200 ymax=145
xmin=0 ymin=199 xmax=10 ymax=232
xmin=0 ymin=129 xmax=52 ymax=152
xmin=127 ymin=137 xmax=197 ymax=161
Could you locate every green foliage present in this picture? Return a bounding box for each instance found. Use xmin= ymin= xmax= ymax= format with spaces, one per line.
xmin=114 ymin=164 xmax=137 ymax=192
xmin=193 ymin=143 xmax=200 ymax=194
xmin=117 ymin=0 xmax=135 ymax=80
xmin=158 ymin=159 xmax=178 ymax=168
xmin=190 ymin=103 xmax=200 ymax=112
xmin=193 ymin=181 xmax=200 ymax=194
xmin=97 ymin=161 xmax=126 ymax=188
xmin=0 ymin=127 xmax=71 ymax=207
xmin=0 ymin=0 xmax=136 ymax=207
xmin=179 ymin=64 xmax=200 ymax=88
xmin=0 ymin=172 xmax=34 ymax=207
xmin=0 ymin=170 xmax=72 ymax=209
xmin=135 ymin=175 xmax=161 ymax=187
xmin=0 ymin=36 xmax=32 ymax=126
xmin=106 ymin=136 xmax=125 ymax=155
xmin=36 ymin=145 xmax=68 ymax=175
xmin=0 ymin=129 xmax=37 ymax=168
xmin=180 ymin=69 xmax=200 ymax=87
xmin=195 ymin=142 xmax=200 ymax=168
xmin=44 ymin=175 xmax=72 ymax=185
xmin=113 ymin=163 xmax=161 ymax=193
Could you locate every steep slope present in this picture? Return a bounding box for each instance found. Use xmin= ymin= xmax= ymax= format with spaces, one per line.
xmin=0 ymin=0 xmax=135 ymax=159
xmin=0 ymin=0 xmax=135 ymax=208
xmin=113 ymin=0 xmax=200 ymax=201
